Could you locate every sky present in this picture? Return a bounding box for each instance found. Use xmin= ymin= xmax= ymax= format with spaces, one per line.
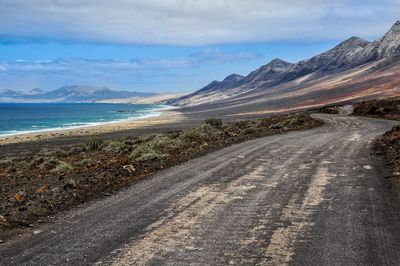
xmin=0 ymin=0 xmax=399 ymax=93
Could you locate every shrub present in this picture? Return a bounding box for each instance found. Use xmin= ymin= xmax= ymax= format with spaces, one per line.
xmin=103 ymin=140 xmax=130 ymax=154
xmin=0 ymin=158 xmax=13 ymax=165
xmin=180 ymin=129 xmax=206 ymax=142
xmin=138 ymin=134 xmax=158 ymax=143
xmin=66 ymin=146 xmax=83 ymax=156
xmin=29 ymin=156 xmax=45 ymax=167
xmin=243 ymin=127 xmax=257 ymax=135
xmin=130 ymin=145 xmax=169 ymax=161
xmin=148 ymin=135 xmax=185 ymax=150
xmin=52 ymin=162 xmax=74 ymax=173
xmin=85 ymin=138 xmax=103 ymax=150
xmin=199 ymin=123 xmax=213 ymax=133
xmin=204 ymin=117 xmax=223 ymax=128
xmin=75 ymin=158 xmax=95 ymax=167
xmin=17 ymin=160 xmax=31 ymax=170
xmin=232 ymin=120 xmax=250 ymax=129
xmin=40 ymin=157 xmax=59 ymax=170
xmin=283 ymin=117 xmax=304 ymax=127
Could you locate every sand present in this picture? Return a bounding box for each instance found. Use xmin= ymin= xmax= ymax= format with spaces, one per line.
xmin=0 ymin=109 xmax=184 ymax=145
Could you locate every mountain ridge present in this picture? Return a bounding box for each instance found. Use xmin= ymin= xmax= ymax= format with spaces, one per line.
xmin=0 ymin=85 xmax=156 ymax=103
xmin=167 ymin=21 xmax=400 ymax=108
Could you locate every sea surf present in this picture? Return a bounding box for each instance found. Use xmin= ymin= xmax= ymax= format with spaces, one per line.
xmin=0 ymin=103 xmax=166 ymax=136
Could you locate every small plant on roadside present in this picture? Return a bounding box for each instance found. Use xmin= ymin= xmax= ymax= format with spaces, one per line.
xmin=103 ymin=140 xmax=131 ymax=154
xmin=204 ymin=117 xmax=223 ymax=128
xmin=129 ymin=145 xmax=169 ymax=162
xmin=40 ymin=157 xmax=59 ymax=170
xmin=85 ymin=138 xmax=103 ymax=150
xmin=148 ymin=135 xmax=185 ymax=150
xmin=52 ymin=162 xmax=74 ymax=173
xmin=243 ymin=127 xmax=257 ymax=135
xmin=138 ymin=133 xmax=158 ymax=143
xmin=181 ymin=129 xmax=206 ymax=142
xmin=75 ymin=158 xmax=95 ymax=168
xmin=17 ymin=160 xmax=31 ymax=171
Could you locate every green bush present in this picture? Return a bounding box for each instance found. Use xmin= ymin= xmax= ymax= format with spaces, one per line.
xmin=0 ymin=158 xmax=13 ymax=165
xmin=75 ymin=158 xmax=95 ymax=167
xmin=204 ymin=117 xmax=223 ymax=128
xmin=17 ymin=160 xmax=31 ymax=170
xmin=30 ymin=155 xmax=45 ymax=165
xmin=283 ymin=117 xmax=304 ymax=127
xmin=85 ymin=138 xmax=103 ymax=150
xmin=130 ymin=145 xmax=169 ymax=161
xmin=232 ymin=120 xmax=250 ymax=129
xmin=181 ymin=129 xmax=206 ymax=142
xmin=103 ymin=140 xmax=130 ymax=154
xmin=40 ymin=157 xmax=59 ymax=170
xmin=66 ymin=146 xmax=83 ymax=155
xmin=243 ymin=127 xmax=257 ymax=135
xmin=148 ymin=135 xmax=185 ymax=150
xmin=138 ymin=134 xmax=158 ymax=143
xmin=52 ymin=162 xmax=74 ymax=173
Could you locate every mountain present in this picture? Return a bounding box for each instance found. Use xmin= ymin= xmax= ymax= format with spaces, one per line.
xmin=26 ymin=88 xmax=46 ymax=95
xmin=239 ymin=59 xmax=292 ymax=87
xmin=0 ymin=89 xmax=23 ymax=98
xmin=167 ymin=21 xmax=400 ymax=112
xmin=0 ymin=85 xmax=156 ymax=103
xmin=166 ymin=74 xmax=244 ymax=105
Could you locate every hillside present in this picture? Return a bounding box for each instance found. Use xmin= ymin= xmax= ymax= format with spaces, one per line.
xmin=167 ymin=21 xmax=400 ymax=114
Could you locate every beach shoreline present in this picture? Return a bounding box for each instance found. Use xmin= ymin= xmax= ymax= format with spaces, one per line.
xmin=0 ymin=108 xmax=184 ymax=145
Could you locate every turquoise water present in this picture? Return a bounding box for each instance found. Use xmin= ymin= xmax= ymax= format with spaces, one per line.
xmin=0 ymin=103 xmax=165 ymax=136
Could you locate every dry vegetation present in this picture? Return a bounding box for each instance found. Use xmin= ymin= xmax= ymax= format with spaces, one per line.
xmin=352 ymin=97 xmax=400 ymax=120
xmin=353 ymin=97 xmax=400 ymax=189
xmin=373 ymin=126 xmax=400 ymax=179
xmin=0 ymin=113 xmax=323 ymax=239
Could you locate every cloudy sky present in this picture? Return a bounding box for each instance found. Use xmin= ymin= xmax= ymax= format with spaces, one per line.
xmin=0 ymin=0 xmax=399 ymax=92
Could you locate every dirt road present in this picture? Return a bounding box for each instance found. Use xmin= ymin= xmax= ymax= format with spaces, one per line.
xmin=1 ymin=114 xmax=400 ymax=265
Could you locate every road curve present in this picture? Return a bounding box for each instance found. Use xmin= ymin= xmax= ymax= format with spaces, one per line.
xmin=1 ymin=114 xmax=400 ymax=265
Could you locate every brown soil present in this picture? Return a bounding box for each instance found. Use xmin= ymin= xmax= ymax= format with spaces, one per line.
xmin=352 ymin=97 xmax=400 ymax=120
xmin=0 ymin=113 xmax=323 ymax=240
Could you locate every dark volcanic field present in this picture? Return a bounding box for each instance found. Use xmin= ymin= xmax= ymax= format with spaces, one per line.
xmin=0 ymin=113 xmax=322 ymax=241
xmin=352 ymin=97 xmax=400 ymax=121
xmin=374 ymin=125 xmax=400 ymax=176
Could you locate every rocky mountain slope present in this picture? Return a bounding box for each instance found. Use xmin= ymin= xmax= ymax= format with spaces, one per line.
xmin=0 ymin=85 xmax=155 ymax=103
xmin=167 ymin=21 xmax=400 ymax=113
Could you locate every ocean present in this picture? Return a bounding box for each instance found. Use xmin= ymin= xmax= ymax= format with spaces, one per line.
xmin=0 ymin=103 xmax=165 ymax=136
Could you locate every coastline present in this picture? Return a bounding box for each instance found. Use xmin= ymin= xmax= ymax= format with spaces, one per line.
xmin=0 ymin=107 xmax=184 ymax=145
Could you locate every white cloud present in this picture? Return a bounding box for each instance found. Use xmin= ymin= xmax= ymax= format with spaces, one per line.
xmin=190 ymin=48 xmax=261 ymax=64
xmin=0 ymin=0 xmax=399 ymax=45
xmin=0 ymin=58 xmax=193 ymax=75
xmin=0 ymin=48 xmax=260 ymax=75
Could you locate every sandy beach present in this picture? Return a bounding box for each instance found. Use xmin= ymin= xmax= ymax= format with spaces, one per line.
xmin=0 ymin=109 xmax=184 ymax=145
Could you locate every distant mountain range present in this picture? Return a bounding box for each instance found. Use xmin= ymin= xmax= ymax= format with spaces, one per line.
xmin=0 ymin=86 xmax=156 ymax=103
xmin=166 ymin=21 xmax=400 ymax=114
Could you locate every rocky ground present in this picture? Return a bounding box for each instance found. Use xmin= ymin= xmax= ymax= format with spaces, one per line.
xmin=373 ymin=125 xmax=400 ymax=178
xmin=0 ymin=113 xmax=322 ymax=241
xmin=352 ymin=97 xmax=400 ymax=120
